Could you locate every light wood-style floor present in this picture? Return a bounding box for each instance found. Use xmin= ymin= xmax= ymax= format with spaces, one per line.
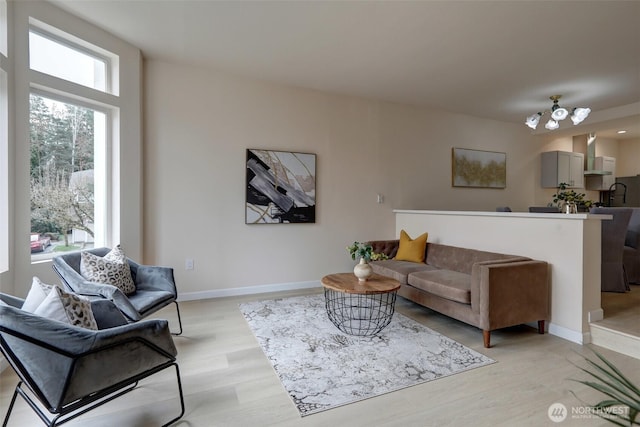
xmin=2 ymin=287 xmax=640 ymax=427
xmin=600 ymin=284 xmax=640 ymax=337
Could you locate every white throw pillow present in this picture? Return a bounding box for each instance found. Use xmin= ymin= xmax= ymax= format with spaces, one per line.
xmin=33 ymin=286 xmax=98 ymax=330
xmin=33 ymin=286 xmax=71 ymax=323
xmin=21 ymin=277 xmax=55 ymax=312
xmin=22 ymin=277 xmax=98 ymax=330
xmin=80 ymin=245 xmax=136 ymax=295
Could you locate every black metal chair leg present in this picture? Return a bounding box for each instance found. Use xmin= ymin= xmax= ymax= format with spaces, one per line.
xmin=2 ymin=382 xmax=21 ymax=427
xmin=161 ymin=363 xmax=185 ymax=427
xmin=171 ymin=301 xmax=183 ymax=336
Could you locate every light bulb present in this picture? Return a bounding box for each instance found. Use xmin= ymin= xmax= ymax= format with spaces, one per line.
xmin=551 ymin=107 xmax=569 ymax=121
xmin=525 ymin=113 xmax=542 ymax=129
xmin=570 ymin=107 xmax=591 ymax=125
xmin=545 ymin=119 xmax=559 ymax=130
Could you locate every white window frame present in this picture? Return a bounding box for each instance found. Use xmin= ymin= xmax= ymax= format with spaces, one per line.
xmin=27 ymin=23 xmax=118 ymax=263
xmin=28 ymin=20 xmax=116 ymax=95
xmin=0 ymin=0 xmax=7 ymax=56
xmin=11 ymin=0 xmax=142 ymax=284
xmin=0 ymin=0 xmax=9 ymax=273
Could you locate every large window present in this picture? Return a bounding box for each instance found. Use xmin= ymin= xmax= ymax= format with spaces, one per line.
xmin=29 ymin=94 xmax=106 ymax=261
xmin=28 ymin=24 xmax=115 ymax=262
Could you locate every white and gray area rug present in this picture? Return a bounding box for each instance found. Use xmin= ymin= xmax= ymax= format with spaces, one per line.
xmin=239 ymin=294 xmax=496 ymax=416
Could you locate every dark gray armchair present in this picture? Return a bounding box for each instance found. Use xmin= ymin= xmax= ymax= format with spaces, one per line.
xmin=52 ymin=248 xmax=182 ymax=335
xmin=590 ymin=207 xmax=633 ymax=292
xmin=623 ymin=208 xmax=640 ymax=284
xmin=0 ymin=293 xmax=185 ymax=426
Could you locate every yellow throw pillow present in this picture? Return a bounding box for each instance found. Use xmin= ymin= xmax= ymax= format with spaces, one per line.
xmin=395 ymin=230 xmax=428 ymax=263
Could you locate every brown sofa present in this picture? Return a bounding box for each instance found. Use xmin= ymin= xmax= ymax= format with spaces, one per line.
xmin=368 ymin=240 xmax=550 ymax=348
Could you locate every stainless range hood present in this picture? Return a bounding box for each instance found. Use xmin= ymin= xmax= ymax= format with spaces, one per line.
xmin=574 ymin=133 xmax=613 ymax=176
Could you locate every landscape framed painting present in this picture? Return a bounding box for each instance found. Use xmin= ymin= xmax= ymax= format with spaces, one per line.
xmin=452 ymin=148 xmax=506 ymax=188
xmin=246 ymin=149 xmax=316 ymax=224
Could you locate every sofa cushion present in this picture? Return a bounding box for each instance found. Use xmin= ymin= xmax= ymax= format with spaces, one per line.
xmin=370 ymin=260 xmax=436 ymax=285
xmin=395 ymin=230 xmax=428 ymax=263
xmin=425 ymin=243 xmax=520 ymax=275
xmin=408 ymin=269 xmax=471 ymax=304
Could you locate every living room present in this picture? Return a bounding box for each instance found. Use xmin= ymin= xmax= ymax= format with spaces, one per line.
xmin=2 ymin=1 xmax=640 ymax=426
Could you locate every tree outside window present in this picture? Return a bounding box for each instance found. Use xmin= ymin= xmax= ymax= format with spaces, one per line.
xmin=29 ymin=94 xmax=96 ymax=256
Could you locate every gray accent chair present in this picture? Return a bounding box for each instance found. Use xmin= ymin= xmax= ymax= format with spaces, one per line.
xmin=0 ymin=292 xmax=185 ymax=427
xmin=52 ymin=248 xmax=182 ymax=335
xmin=590 ymin=207 xmax=633 ymax=292
xmin=623 ymin=208 xmax=640 ymax=284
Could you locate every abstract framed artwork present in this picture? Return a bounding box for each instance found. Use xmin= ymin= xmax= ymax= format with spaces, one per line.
xmin=452 ymin=148 xmax=506 ymax=188
xmin=246 ymin=149 xmax=316 ymax=224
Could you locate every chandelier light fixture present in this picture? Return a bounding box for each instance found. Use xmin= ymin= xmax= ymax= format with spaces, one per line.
xmin=525 ymin=95 xmax=591 ymax=130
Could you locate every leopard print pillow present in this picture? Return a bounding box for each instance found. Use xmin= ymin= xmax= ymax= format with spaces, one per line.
xmin=56 ymin=287 xmax=98 ymax=330
xmin=80 ymin=245 xmax=136 ymax=295
xmin=29 ymin=278 xmax=98 ymax=330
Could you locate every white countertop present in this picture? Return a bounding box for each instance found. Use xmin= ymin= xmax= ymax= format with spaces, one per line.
xmin=393 ymin=209 xmax=612 ymax=220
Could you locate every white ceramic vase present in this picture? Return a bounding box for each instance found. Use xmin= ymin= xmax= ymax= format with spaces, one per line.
xmin=353 ymin=257 xmax=373 ymax=282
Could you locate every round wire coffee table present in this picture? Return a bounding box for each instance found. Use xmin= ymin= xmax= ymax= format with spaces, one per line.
xmin=321 ymin=273 xmax=401 ymax=336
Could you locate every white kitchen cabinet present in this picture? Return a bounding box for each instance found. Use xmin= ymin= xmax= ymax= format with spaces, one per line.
xmin=541 ymin=151 xmax=584 ymax=188
xmin=585 ymin=156 xmax=616 ymax=190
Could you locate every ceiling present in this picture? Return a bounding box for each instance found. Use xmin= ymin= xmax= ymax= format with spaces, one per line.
xmin=52 ymin=0 xmax=640 ymax=136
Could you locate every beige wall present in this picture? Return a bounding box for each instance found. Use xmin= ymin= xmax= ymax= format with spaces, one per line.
xmin=4 ymin=1 xmax=632 ymax=299
xmin=618 ymin=138 xmax=640 ymax=177
xmin=144 ymin=60 xmax=541 ymax=296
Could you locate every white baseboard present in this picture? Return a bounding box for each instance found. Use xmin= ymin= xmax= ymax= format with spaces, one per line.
xmin=548 ymin=322 xmax=589 ymax=344
xmin=177 ymin=280 xmax=322 ymax=301
xmin=588 ymin=308 xmax=604 ymax=323
xmin=177 ymin=285 xmax=591 ymax=347
xmin=590 ymin=324 xmax=640 ymax=360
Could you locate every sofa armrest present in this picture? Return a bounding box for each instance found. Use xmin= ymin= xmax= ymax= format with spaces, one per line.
xmin=367 ymin=240 xmax=400 ymax=259
xmin=471 ymin=260 xmax=549 ymax=331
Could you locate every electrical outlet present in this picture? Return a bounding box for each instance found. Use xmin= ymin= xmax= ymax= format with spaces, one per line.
xmin=185 ymin=258 xmax=194 ymax=270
